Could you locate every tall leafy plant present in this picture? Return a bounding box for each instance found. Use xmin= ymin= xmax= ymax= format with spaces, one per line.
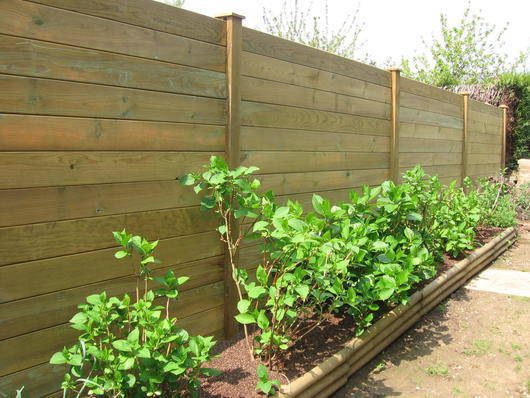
xmin=50 ymin=231 xmax=219 ymax=397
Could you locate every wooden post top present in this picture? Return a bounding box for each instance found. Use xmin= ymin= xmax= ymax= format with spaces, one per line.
xmin=460 ymin=92 xmax=470 ymax=96
xmin=387 ymin=67 xmax=401 ymax=73
xmin=214 ymin=12 xmax=245 ymax=21
xmin=499 ymin=104 xmax=508 ymax=109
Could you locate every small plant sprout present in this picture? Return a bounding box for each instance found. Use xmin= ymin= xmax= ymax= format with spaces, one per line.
xmin=256 ymin=364 xmax=280 ymax=396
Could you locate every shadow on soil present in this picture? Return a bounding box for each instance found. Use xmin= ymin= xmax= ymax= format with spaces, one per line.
xmin=334 ymin=288 xmax=473 ymax=397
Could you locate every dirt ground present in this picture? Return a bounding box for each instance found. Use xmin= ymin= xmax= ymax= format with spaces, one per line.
xmin=333 ymin=222 xmax=530 ymax=398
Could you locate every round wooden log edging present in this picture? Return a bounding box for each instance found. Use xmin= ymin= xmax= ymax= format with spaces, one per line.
xmin=277 ymin=227 xmax=517 ymax=398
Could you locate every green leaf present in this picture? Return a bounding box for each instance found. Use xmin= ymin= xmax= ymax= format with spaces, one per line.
xmin=253 ymin=220 xmax=269 ymax=232
xmin=407 ymin=212 xmax=423 ymax=221
xmin=248 ymin=285 xmax=267 ymax=299
xmin=237 ymin=299 xmax=251 ymax=313
xmin=127 ymin=328 xmax=140 ymax=344
xmin=69 ymin=312 xmax=87 ymax=325
xmin=372 ymin=241 xmax=388 ymax=251
xmin=180 ymin=174 xmax=196 ymax=186
xmin=288 ymin=218 xmax=306 ymax=231
xmin=404 ymin=227 xmax=415 ymax=241
xmin=295 ymin=284 xmax=310 ymax=300
xmin=257 ymin=310 xmax=270 ymax=330
xmin=256 ymin=265 xmax=268 ymax=285
xmin=256 ymin=364 xmax=268 ymax=380
xmin=217 ymin=225 xmax=227 ymax=235
xmin=112 ymin=340 xmax=132 ymax=352
xmin=114 ymin=250 xmax=129 ymax=259
xmin=235 ymin=313 xmax=255 ymax=325
xmin=49 ymin=351 xmax=67 ymax=364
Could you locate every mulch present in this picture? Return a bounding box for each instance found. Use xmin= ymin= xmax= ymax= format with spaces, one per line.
xmin=199 ymin=226 xmax=501 ymax=397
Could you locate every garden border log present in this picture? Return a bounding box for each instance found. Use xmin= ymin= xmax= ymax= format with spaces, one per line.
xmin=277 ymin=226 xmax=516 ymax=397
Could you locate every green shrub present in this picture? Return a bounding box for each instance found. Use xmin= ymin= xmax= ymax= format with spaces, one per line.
xmin=49 ymin=231 xmax=219 ymax=398
xmin=476 ymin=174 xmax=518 ymax=227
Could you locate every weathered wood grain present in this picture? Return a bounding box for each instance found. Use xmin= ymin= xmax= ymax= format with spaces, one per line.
xmin=27 ymin=0 xmax=226 ymax=45
xmin=0 ymin=232 xmax=222 ymax=302
xmin=0 ymin=206 xmax=217 ymax=266
xmin=241 ymin=76 xmax=390 ymax=119
xmin=468 ymin=153 xmax=501 ymax=165
xmin=401 ymin=91 xmax=462 ymax=118
xmin=242 ymin=28 xmax=390 ymax=87
xmin=400 ymin=76 xmax=462 ymax=106
xmin=0 ymin=151 xmax=219 ymax=189
xmin=467 ymin=163 xmax=501 ymax=176
xmin=0 ymin=362 xmax=65 ymax=398
xmin=241 ymin=151 xmax=389 ymax=174
xmin=467 ymin=142 xmax=502 ymax=155
xmin=0 ymin=35 xmax=226 ymax=98
xmin=0 ymin=75 xmax=225 ymax=124
xmin=0 ymin=114 xmax=224 ymax=151
xmin=399 ymin=152 xmax=462 ymax=168
xmin=399 ymin=122 xmax=463 ymax=142
xmin=241 ymin=51 xmax=390 ymax=103
xmin=469 ymin=99 xmax=502 ymax=118
xmin=400 ymin=106 xmax=464 ymax=129
xmin=241 ymin=101 xmax=391 ymax=135
xmin=468 ymin=131 xmax=502 ymax=144
xmin=400 ymin=138 xmax=463 ymax=153
xmin=0 ymin=0 xmax=225 ymax=71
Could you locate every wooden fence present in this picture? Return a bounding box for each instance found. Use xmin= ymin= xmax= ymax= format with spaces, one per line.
xmin=0 ymin=1 xmax=505 ymax=395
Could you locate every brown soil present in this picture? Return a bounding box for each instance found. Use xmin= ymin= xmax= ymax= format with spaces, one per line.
xmin=199 ymin=228 xmax=510 ymax=398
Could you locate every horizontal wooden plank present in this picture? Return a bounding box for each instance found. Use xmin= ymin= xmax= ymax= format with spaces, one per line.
xmin=0 ymin=114 xmax=224 ymax=151
xmin=241 ymin=76 xmax=390 ymax=119
xmin=399 ymin=122 xmax=462 ymax=142
xmin=241 ymin=101 xmax=391 ymax=136
xmin=0 ymin=0 xmax=225 ymax=72
xmin=400 ymin=137 xmax=463 ymax=153
xmin=0 ymin=362 xmax=65 ymax=398
xmin=0 ymin=304 xmax=224 ymax=376
xmin=0 ymin=34 xmax=226 ymax=98
xmin=0 ymin=181 xmax=202 ymax=227
xmin=469 ymin=118 xmax=501 ymax=136
xmin=1 ymin=266 xmax=224 ymax=340
xmin=400 ymin=164 xmax=461 ymax=179
xmin=259 ymin=169 xmax=389 ymax=196
xmin=399 ymin=152 xmax=462 ymax=168
xmin=241 ymin=127 xmax=389 ymax=152
xmin=0 ymin=75 xmax=225 ymax=124
xmin=400 ymin=76 xmax=462 ymax=106
xmin=467 ymin=142 xmax=501 ymax=155
xmin=400 ymin=91 xmax=462 ymax=118
xmin=241 ymin=151 xmax=389 ymax=174
xmin=468 ymin=131 xmax=502 ymax=145
xmin=470 ymin=110 xmax=502 ymax=128
xmin=241 ymin=51 xmax=390 ymax=103
xmin=467 ymin=163 xmax=500 ymax=176
xmin=0 ymin=232 xmax=222 ymax=302
xmin=0 ymin=206 xmax=217 ymax=266
xmin=469 ymin=98 xmax=502 ymax=118
xmin=27 ymin=0 xmax=226 ymax=46
xmin=468 ymin=153 xmax=502 ymax=165
xmin=242 ymin=27 xmax=390 ymax=87
xmin=400 ymin=106 xmax=464 ymax=129
xmin=0 ymin=151 xmax=219 ymax=189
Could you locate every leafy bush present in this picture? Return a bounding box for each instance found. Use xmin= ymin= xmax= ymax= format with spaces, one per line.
xmin=50 ymin=231 xmax=219 ymax=398
xmin=475 ymin=173 xmax=518 ymax=227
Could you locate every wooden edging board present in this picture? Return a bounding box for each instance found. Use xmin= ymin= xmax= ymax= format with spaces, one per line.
xmin=277 ymin=226 xmax=517 ymax=398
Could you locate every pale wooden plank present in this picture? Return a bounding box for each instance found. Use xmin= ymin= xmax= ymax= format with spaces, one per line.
xmin=0 ymin=363 xmax=65 ymax=398
xmin=0 ymin=232 xmax=222 ymax=302
xmin=399 ymin=137 xmax=463 ymax=153
xmin=0 ymin=75 xmax=225 ymax=124
xmin=242 ymin=27 xmax=390 ymax=87
xmin=399 ymin=122 xmax=463 ymax=142
xmin=467 ymin=142 xmax=502 ymax=155
xmin=0 ymin=206 xmax=217 ymax=266
xmin=241 ymin=76 xmax=390 ymax=119
xmin=400 ymin=106 xmax=464 ymax=129
xmin=0 ymin=0 xmax=225 ymax=72
xmin=469 ymin=98 xmax=503 ymax=118
xmin=0 ymin=114 xmax=224 ymax=151
xmin=468 ymin=131 xmax=501 ymax=144
xmin=259 ymin=169 xmax=389 ymax=196
xmin=467 ymin=163 xmax=500 ymax=176
xmin=241 ymin=127 xmax=389 ymax=152
xmin=241 ymin=101 xmax=391 ymax=136
xmin=1 ymin=272 xmax=224 ymax=340
xmin=399 ymin=164 xmax=461 ymax=179
xmin=400 ymin=76 xmax=462 ymax=106
xmin=0 ymin=181 xmax=200 ymax=227
xmin=468 ymin=153 xmax=502 ymax=165
xmin=241 ymin=151 xmax=389 ymax=174
xmin=400 ymin=91 xmax=462 ymax=118
xmin=241 ymin=51 xmax=390 ymax=103
xmin=0 ymin=305 xmax=224 ymax=376
xmin=469 ymin=110 xmax=502 ymax=128
xmin=0 ymin=151 xmax=220 ymax=189
xmin=0 ymin=34 xmax=226 ymax=98
xmin=27 ymin=0 xmax=226 ymax=46
xmin=399 ymin=152 xmax=462 ymax=168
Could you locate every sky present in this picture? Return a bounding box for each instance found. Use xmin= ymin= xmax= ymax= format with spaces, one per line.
xmin=162 ymin=0 xmax=529 ymax=67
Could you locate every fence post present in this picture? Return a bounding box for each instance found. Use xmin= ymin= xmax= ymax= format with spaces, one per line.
xmin=216 ymin=12 xmax=244 ymax=339
xmin=461 ymin=92 xmax=470 ymax=185
xmin=499 ymin=104 xmax=508 ymax=169
xmin=388 ymin=68 xmax=400 ymax=184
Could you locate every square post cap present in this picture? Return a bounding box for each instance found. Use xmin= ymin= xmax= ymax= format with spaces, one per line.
xmin=215 ymin=12 xmax=245 ymax=20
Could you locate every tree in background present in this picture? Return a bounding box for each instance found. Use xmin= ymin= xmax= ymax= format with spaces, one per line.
xmin=261 ymin=0 xmax=372 ymax=63
xmin=158 ymin=0 xmax=185 ymax=7
xmin=401 ymin=2 xmax=528 ymax=87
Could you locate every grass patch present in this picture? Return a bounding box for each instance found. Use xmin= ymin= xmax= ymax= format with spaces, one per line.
xmin=422 ymin=361 xmax=450 ymax=377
